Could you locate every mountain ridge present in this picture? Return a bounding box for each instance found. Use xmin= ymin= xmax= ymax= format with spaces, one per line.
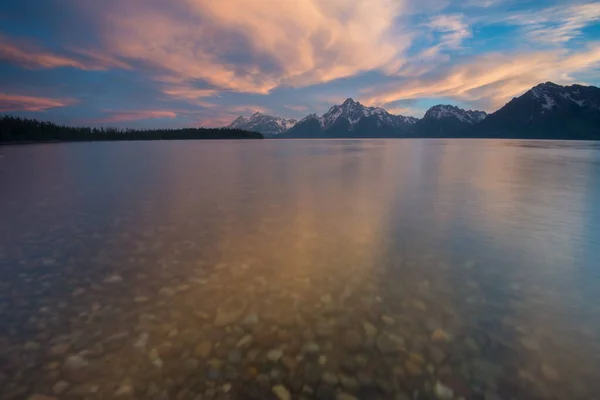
xmin=224 ymin=82 xmax=600 ymax=139
xmin=227 ymin=112 xmax=297 ymax=136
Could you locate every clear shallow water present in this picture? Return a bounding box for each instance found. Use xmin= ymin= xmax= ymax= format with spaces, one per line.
xmin=0 ymin=139 xmax=600 ymax=400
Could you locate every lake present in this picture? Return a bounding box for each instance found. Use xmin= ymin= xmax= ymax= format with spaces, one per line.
xmin=1 ymin=139 xmax=599 ymax=400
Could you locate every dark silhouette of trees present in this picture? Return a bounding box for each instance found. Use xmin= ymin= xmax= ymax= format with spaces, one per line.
xmin=0 ymin=115 xmax=263 ymax=143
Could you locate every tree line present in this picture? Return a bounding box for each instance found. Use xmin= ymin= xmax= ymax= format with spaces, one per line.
xmin=0 ymin=115 xmax=263 ymax=143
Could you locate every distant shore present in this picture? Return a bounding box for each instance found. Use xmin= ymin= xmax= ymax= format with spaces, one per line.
xmin=0 ymin=115 xmax=263 ymax=144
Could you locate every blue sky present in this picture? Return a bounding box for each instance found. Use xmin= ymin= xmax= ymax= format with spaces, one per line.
xmin=0 ymin=0 xmax=599 ymax=128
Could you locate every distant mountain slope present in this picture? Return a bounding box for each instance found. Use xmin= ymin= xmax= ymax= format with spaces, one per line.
xmin=227 ymin=112 xmax=297 ymax=136
xmin=281 ymin=98 xmax=418 ymax=138
xmin=467 ymin=82 xmax=600 ymax=139
xmin=412 ymin=105 xmax=487 ymax=137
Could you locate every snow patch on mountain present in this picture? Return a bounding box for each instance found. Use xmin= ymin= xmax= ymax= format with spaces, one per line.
xmin=542 ymin=94 xmax=556 ymax=110
xmin=560 ymin=92 xmax=586 ymax=107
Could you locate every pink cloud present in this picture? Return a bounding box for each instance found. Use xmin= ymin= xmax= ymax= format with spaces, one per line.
xmin=87 ymin=0 xmax=410 ymax=94
xmin=0 ymin=93 xmax=76 ymax=112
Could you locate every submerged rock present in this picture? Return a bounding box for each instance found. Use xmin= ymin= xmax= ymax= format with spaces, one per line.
xmin=62 ymin=355 xmax=89 ymax=382
xmin=52 ymin=381 xmax=69 ymax=395
xmin=228 ymin=349 xmax=242 ymax=364
xmin=337 ymin=393 xmax=359 ymax=400
xmin=194 ymin=341 xmax=213 ymax=358
xmin=103 ymin=275 xmax=123 ymax=284
xmin=434 ymin=381 xmax=454 ymax=399
xmin=376 ymin=332 xmax=404 ymax=353
xmin=267 ymin=348 xmax=283 ymax=362
xmin=236 ymin=334 xmax=253 ymax=349
xmin=342 ymin=330 xmax=363 ymax=352
xmin=214 ymin=305 xmax=246 ymax=327
xmin=541 ymin=363 xmax=559 ymax=381
xmin=340 ymin=374 xmax=359 ymax=391
xmin=241 ymin=313 xmax=259 ymax=327
xmin=272 ymin=384 xmax=291 ymax=400
xmin=431 ymin=329 xmax=451 ymax=343
xmin=28 ymin=395 xmax=58 ymax=400
xmin=47 ymin=343 xmax=71 ymax=358
xmin=302 ymin=341 xmax=320 ymax=354
xmin=322 ymin=371 xmax=338 ymax=386
xmin=205 ymin=359 xmax=224 ymax=381
xmin=362 ymin=321 xmax=378 ymax=338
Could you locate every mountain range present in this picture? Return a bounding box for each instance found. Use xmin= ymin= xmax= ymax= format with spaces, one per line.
xmin=226 ymin=82 xmax=600 ymax=140
xmin=228 ymin=112 xmax=297 ymax=136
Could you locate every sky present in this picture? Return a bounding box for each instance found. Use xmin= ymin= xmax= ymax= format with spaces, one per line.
xmin=1 ymin=0 xmax=599 ymax=128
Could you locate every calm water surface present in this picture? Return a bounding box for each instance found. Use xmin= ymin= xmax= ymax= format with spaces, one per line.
xmin=0 ymin=139 xmax=600 ymax=400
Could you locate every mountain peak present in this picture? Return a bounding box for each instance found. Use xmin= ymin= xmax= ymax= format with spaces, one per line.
xmin=227 ymin=112 xmax=297 ymax=135
xmin=342 ymin=98 xmax=357 ymax=106
xmin=231 ymin=115 xmax=247 ymax=124
xmin=424 ymin=104 xmax=487 ymax=124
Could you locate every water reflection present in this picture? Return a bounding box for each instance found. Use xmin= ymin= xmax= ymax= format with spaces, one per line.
xmin=0 ymin=140 xmax=599 ymax=399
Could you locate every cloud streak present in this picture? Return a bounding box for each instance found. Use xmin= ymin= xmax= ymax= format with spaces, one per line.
xmin=0 ymin=35 xmax=129 ymax=70
xmin=364 ymin=45 xmax=600 ymax=110
xmin=502 ymin=3 xmax=600 ymax=45
xmin=0 ymin=93 xmax=76 ymax=112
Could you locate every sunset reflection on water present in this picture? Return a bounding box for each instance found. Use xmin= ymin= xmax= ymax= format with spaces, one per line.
xmin=0 ymin=139 xmax=599 ymax=399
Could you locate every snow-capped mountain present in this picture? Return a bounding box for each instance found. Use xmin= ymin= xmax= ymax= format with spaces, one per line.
xmin=472 ymin=82 xmax=600 ymax=139
xmin=528 ymin=82 xmax=600 ymax=113
xmin=320 ymin=98 xmax=418 ymax=129
xmin=227 ymin=112 xmax=297 ymax=136
xmin=423 ymin=105 xmax=487 ymax=124
xmin=411 ymin=104 xmax=487 ymax=137
xmin=282 ymin=98 xmax=418 ymax=138
xmin=224 ymin=82 xmax=600 ymax=139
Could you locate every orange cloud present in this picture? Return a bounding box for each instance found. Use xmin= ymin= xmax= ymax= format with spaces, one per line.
xmin=364 ymin=45 xmax=600 ymax=110
xmin=92 ymin=0 xmax=410 ymax=94
xmin=88 ymin=110 xmax=178 ymax=124
xmin=0 ymin=93 xmax=76 ymax=112
xmin=0 ymin=35 xmax=129 ymax=71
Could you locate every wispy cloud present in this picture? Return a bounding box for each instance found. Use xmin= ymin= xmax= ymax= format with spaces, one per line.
xmin=502 ymin=3 xmax=600 ymax=44
xmin=0 ymin=35 xmax=129 ymax=70
xmin=427 ymin=14 xmax=471 ymax=50
xmin=461 ymin=0 xmax=504 ymax=8
xmin=364 ymin=45 xmax=600 ymax=110
xmin=0 ymin=93 xmax=76 ymax=112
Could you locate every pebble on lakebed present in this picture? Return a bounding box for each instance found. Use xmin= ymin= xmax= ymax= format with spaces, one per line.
xmin=2 ymin=249 xmax=587 ymax=400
